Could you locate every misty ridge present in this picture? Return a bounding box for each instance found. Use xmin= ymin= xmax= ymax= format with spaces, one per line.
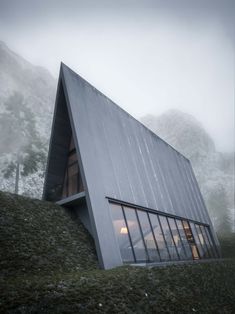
xmin=0 ymin=40 xmax=234 ymax=237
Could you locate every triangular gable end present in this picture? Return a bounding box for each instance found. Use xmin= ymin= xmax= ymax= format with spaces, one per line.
xmin=43 ymin=73 xmax=84 ymax=203
xmin=44 ymin=64 xmax=110 ymax=269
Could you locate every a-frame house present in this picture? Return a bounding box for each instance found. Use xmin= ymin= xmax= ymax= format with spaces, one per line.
xmin=43 ymin=63 xmax=220 ymax=269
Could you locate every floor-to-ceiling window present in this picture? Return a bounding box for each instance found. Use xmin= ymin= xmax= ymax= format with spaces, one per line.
xmin=110 ymin=203 xmax=135 ymax=262
xmin=110 ymin=200 xmax=218 ymax=264
xmin=62 ymin=137 xmax=84 ymax=198
xmin=149 ymin=213 xmax=170 ymax=261
xmin=182 ymin=220 xmax=200 ymax=260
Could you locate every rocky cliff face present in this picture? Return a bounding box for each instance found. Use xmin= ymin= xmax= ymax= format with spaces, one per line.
xmin=141 ymin=110 xmax=234 ymax=232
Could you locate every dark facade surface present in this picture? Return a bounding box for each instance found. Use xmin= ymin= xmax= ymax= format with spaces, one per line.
xmin=44 ymin=63 xmax=219 ymax=269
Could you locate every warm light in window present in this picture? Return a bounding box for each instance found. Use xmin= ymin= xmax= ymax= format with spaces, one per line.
xmin=120 ymin=227 xmax=128 ymax=234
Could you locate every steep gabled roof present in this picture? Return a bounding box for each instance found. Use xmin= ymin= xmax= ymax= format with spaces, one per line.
xmin=44 ymin=63 xmax=216 ymax=268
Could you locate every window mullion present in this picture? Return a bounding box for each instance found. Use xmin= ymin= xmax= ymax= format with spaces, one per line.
xmin=158 ymin=215 xmax=171 ymax=260
xmin=147 ymin=212 xmax=162 ymax=262
xmin=198 ymin=224 xmax=211 ymax=258
xmin=167 ymin=218 xmax=180 ymax=260
xmin=174 ymin=219 xmax=187 ymax=259
xmin=135 ymin=209 xmax=150 ymax=262
xmin=121 ymin=206 xmax=137 ymax=263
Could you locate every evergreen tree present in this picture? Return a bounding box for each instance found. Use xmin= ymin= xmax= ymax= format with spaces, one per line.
xmin=0 ymin=92 xmax=46 ymax=194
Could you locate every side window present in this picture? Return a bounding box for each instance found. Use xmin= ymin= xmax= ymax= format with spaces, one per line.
xmin=124 ymin=207 xmax=148 ymax=262
xmin=137 ymin=210 xmax=161 ymax=262
xmin=62 ymin=136 xmax=84 ymax=198
xmin=110 ymin=203 xmax=135 ymax=263
xmin=159 ymin=216 xmax=179 ymax=261
xmin=109 ymin=201 xmax=218 ymax=264
xmin=149 ymin=213 xmax=170 ymax=261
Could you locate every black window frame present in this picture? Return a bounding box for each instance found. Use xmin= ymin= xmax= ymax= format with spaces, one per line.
xmin=108 ymin=197 xmax=219 ymax=264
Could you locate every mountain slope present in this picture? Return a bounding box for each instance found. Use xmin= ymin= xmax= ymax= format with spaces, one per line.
xmin=141 ymin=110 xmax=216 ymax=162
xmin=0 ymin=40 xmax=56 ymax=137
xmin=0 ymin=41 xmax=57 ymax=197
xmin=141 ymin=110 xmax=235 ymax=232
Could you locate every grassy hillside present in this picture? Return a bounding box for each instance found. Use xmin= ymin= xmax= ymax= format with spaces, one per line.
xmin=0 ymin=191 xmax=235 ymax=313
xmin=0 ymin=191 xmax=98 ymax=277
xmin=1 ymin=261 xmax=235 ymax=313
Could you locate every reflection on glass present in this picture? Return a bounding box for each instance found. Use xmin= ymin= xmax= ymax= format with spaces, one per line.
xmin=182 ymin=221 xmax=200 ymax=260
xmin=159 ymin=216 xmax=179 ymax=260
xmin=149 ymin=213 xmax=170 ymax=261
xmin=110 ymin=202 xmax=217 ymax=264
xmin=175 ymin=219 xmax=192 ymax=260
xmin=168 ymin=218 xmax=186 ymax=260
xmin=124 ymin=207 xmax=147 ymax=262
xmin=110 ymin=203 xmax=134 ymax=262
xmin=137 ymin=210 xmax=161 ymax=262
xmin=190 ymin=222 xmax=204 ymax=258
xmin=195 ymin=224 xmax=209 ymax=258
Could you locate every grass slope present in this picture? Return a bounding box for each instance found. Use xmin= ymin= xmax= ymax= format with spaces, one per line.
xmin=0 ymin=191 xmax=235 ymax=313
xmin=0 ymin=191 xmax=98 ymax=277
xmin=1 ymin=261 xmax=235 ymax=313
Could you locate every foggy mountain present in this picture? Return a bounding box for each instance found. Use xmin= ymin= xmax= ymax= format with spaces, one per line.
xmin=0 ymin=41 xmax=56 ymax=197
xmin=0 ymin=40 xmax=56 ymax=139
xmin=141 ymin=111 xmax=235 ymax=231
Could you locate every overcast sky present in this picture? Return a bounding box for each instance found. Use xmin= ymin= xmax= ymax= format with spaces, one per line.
xmin=0 ymin=0 xmax=234 ymax=152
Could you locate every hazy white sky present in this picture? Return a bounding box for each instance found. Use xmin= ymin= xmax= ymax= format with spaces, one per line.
xmin=0 ymin=0 xmax=234 ymax=152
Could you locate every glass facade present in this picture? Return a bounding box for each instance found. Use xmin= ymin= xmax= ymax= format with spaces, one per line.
xmin=110 ymin=203 xmax=134 ymax=262
xmin=137 ymin=210 xmax=161 ymax=262
xmin=62 ymin=137 xmax=84 ymax=198
xmin=124 ymin=207 xmax=148 ymax=262
xmin=175 ymin=219 xmax=192 ymax=260
xmin=110 ymin=201 xmax=218 ymax=264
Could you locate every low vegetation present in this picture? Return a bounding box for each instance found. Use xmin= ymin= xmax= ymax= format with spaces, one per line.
xmin=1 ymin=261 xmax=235 ymax=313
xmin=0 ymin=191 xmax=98 ymax=277
xmin=0 ymin=191 xmax=235 ymax=313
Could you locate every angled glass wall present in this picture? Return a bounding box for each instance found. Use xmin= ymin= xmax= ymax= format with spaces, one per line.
xmin=159 ymin=216 xmax=179 ymax=261
xmin=110 ymin=203 xmax=135 ymax=262
xmin=175 ymin=219 xmax=193 ymax=260
xmin=168 ymin=218 xmax=188 ymax=261
xmin=124 ymin=207 xmax=148 ymax=262
xmin=137 ymin=210 xmax=161 ymax=262
xmin=109 ymin=200 xmax=218 ymax=264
